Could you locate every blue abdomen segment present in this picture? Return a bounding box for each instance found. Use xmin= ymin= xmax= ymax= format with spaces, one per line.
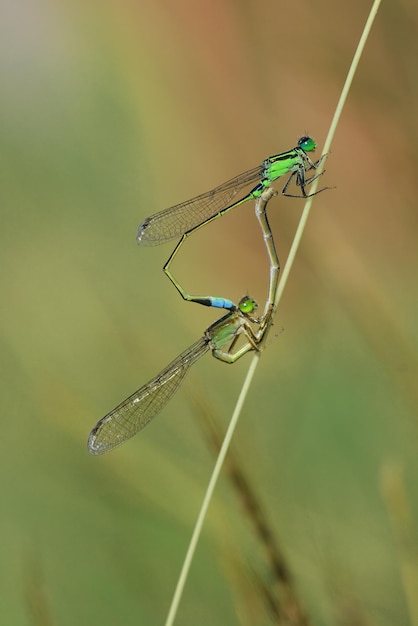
xmin=194 ymin=296 xmax=235 ymax=310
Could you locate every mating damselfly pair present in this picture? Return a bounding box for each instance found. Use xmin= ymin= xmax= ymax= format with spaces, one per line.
xmin=88 ymin=136 xmax=329 ymax=454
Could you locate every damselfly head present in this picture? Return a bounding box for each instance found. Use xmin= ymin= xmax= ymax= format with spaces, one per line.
xmin=298 ymin=136 xmax=316 ymax=152
xmin=238 ymin=296 xmax=258 ymax=315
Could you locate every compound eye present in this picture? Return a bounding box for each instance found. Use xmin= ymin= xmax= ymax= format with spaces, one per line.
xmin=298 ymin=136 xmax=316 ymax=152
xmin=238 ymin=296 xmax=257 ymax=314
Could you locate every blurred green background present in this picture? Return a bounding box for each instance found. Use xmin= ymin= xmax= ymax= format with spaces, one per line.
xmin=1 ymin=0 xmax=418 ymax=624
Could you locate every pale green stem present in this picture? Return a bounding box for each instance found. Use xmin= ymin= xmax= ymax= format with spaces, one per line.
xmin=164 ymin=2 xmax=382 ymax=623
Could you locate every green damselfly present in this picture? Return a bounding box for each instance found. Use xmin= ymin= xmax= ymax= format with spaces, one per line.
xmin=136 ymin=136 xmax=328 ymax=308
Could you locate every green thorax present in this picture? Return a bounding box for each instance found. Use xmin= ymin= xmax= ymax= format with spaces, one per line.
xmin=250 ymin=136 xmax=317 ymax=199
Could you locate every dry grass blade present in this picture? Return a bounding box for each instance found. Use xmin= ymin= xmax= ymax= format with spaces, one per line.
xmin=192 ymin=392 xmax=310 ymax=625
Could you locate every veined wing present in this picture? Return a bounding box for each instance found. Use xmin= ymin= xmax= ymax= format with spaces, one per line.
xmin=136 ymin=165 xmax=262 ymax=246
xmin=88 ymin=337 xmax=210 ymax=455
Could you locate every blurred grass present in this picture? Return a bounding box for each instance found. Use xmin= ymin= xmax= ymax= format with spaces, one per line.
xmin=1 ymin=0 xmax=418 ymax=624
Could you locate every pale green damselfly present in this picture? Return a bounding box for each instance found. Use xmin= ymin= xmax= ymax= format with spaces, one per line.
xmin=88 ymin=295 xmax=268 ymax=455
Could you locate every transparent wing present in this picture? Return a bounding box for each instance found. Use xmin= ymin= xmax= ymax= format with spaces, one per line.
xmin=88 ymin=337 xmax=210 ymax=455
xmin=136 ymin=165 xmax=262 ymax=246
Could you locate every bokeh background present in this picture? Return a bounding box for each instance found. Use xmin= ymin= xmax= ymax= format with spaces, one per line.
xmin=1 ymin=0 xmax=418 ymax=624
